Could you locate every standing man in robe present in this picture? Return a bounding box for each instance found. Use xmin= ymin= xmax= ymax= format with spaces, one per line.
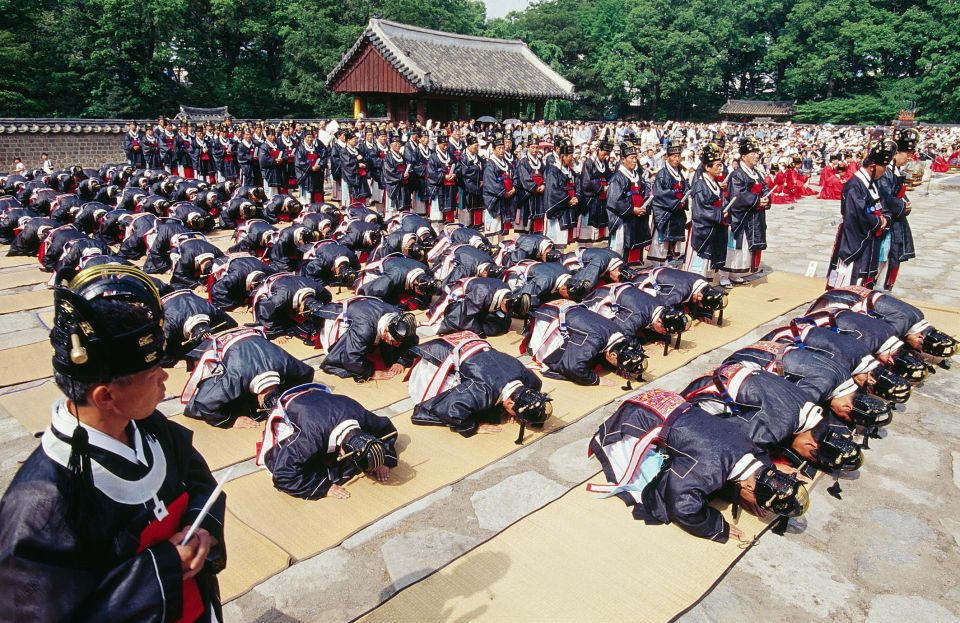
xmin=483 ymin=133 xmax=516 ymax=242
xmin=517 ymin=140 xmax=546 ymax=235
xmin=259 ymin=127 xmax=286 ymax=200
xmin=578 ymin=137 xmax=612 ymax=244
xmin=427 ymin=131 xmax=459 ymax=231
xmin=543 ymin=139 xmax=579 ymax=246
xmin=0 ymin=264 xmax=226 ymax=621
xmin=826 ymin=141 xmax=895 ymax=289
xmin=340 ymin=130 xmax=371 ymax=207
xmin=684 ymin=142 xmax=728 ymax=281
xmin=649 ymin=142 xmax=687 ymax=266
xmin=607 ymin=141 xmax=650 ymax=263
xmin=123 ymin=121 xmax=145 ymax=168
xmin=724 ymin=136 xmax=769 ymax=283
xmin=458 ymin=135 xmax=484 ymax=228
xmin=296 ymin=127 xmax=326 ymax=204
xmin=876 ymin=128 xmax=919 ymax=291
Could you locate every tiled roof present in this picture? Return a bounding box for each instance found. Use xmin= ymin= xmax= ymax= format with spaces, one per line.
xmin=327 ymin=19 xmax=576 ymax=100
xmin=719 ymin=99 xmax=796 ymax=117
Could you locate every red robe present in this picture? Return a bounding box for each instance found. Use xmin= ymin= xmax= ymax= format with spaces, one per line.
xmin=787 ymin=169 xmax=817 ymax=198
xmin=767 ymin=172 xmax=793 ymax=204
xmin=817 ymin=165 xmax=835 ymax=187
xmin=931 ymin=155 xmax=950 ymax=173
xmin=817 ymin=167 xmax=844 ymax=200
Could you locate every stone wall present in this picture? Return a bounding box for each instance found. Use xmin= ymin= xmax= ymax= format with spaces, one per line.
xmin=0 ymin=120 xmax=137 ymax=171
xmin=0 ymin=117 xmax=385 ymax=172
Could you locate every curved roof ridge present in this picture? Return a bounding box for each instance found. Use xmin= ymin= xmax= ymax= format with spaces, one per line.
xmin=372 ymin=18 xmax=525 ymax=46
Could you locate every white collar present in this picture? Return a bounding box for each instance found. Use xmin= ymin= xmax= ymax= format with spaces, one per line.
xmin=375 ymin=313 xmax=397 ymax=344
xmin=703 ymin=173 xmax=720 ymax=194
xmin=728 ymin=453 xmax=763 ymax=481
xmin=740 ymin=162 xmax=759 ymax=180
xmin=664 ymin=163 xmax=681 ymax=180
xmin=489 ymin=155 xmax=509 ymax=171
xmin=50 ymin=398 xmax=147 ymax=465
xmin=618 ymin=164 xmax=639 ymax=182
xmin=42 ymin=399 xmax=169 ymax=508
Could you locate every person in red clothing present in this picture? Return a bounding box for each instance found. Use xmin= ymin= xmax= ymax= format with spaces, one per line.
xmin=818 ymin=161 xmax=845 ymax=200
xmin=931 ymin=147 xmax=950 ymax=173
xmin=818 ymin=155 xmax=840 ymax=187
xmin=786 ymin=155 xmax=816 ymax=199
xmin=767 ymin=162 xmax=794 ymax=206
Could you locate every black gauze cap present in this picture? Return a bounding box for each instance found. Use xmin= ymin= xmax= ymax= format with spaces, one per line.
xmin=51 ymin=265 xmax=165 ymax=382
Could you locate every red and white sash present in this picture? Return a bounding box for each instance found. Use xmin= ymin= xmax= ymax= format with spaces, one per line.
xmin=425 ymin=276 xmax=477 ymax=326
xmin=180 ymin=326 xmax=267 ymax=404
xmin=407 ymin=332 xmax=490 ymax=404
xmin=256 ymin=383 xmax=331 ymax=466
xmin=586 ymin=389 xmax=680 ymax=496
xmin=528 ymin=300 xmax=577 ymax=367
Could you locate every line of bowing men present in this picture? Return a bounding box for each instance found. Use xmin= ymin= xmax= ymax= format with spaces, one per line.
xmin=20 ymin=175 xmax=751 ymax=502
xmin=588 ymin=285 xmax=956 ymax=543
xmin=123 ymin=212 xmax=746 ymax=500
xmin=8 ymin=164 xmax=955 ymax=528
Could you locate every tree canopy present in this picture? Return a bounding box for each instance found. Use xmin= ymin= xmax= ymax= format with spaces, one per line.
xmin=0 ymin=0 xmax=957 ymax=122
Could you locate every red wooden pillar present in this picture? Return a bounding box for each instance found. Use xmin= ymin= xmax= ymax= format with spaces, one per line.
xmin=416 ymin=98 xmax=426 ymax=125
xmin=396 ymin=99 xmax=409 ymax=123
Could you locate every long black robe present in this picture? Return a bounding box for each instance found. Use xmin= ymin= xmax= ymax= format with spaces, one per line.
xmin=527 ymin=303 xmax=625 ymax=385
xmin=580 ymin=156 xmax=611 ymax=229
xmin=650 ymin=164 xmax=687 ymax=242
xmin=317 ymin=297 xmax=418 ymax=381
xmin=640 ymin=404 xmax=763 ymax=542
xmin=877 ymin=164 xmax=915 ymax=264
xmin=185 ymin=332 xmax=314 ymax=427
xmin=543 ymin=163 xmax=579 ymax=232
xmin=830 ymin=170 xmax=885 ymax=281
xmin=727 ymin=163 xmax=768 ymax=251
xmin=689 ymin=172 xmax=727 ymax=267
xmin=428 ymin=276 xmax=513 ymax=337
xmin=262 ymin=387 xmax=398 ymax=499
xmin=606 ymin=166 xmax=651 ymax=257
xmin=0 ymin=407 xmax=226 ymax=622
xmin=411 ymin=338 xmax=541 ymax=434
xmin=208 ymin=253 xmax=273 ymax=310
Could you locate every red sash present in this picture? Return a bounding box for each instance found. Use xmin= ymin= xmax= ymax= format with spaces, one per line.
xmin=566 ymin=182 xmax=576 ymax=199
xmin=629 ymin=184 xmax=643 ymax=208
xmin=673 ymin=182 xmax=683 ymax=200
xmin=532 ymin=173 xmax=544 ymax=187
xmin=132 ymin=140 xmax=140 ymax=149
xmin=598 ymin=179 xmax=608 ymax=200
xmin=442 ymin=165 xmax=455 ymax=186
xmin=751 ymin=182 xmax=763 ymax=194
xmin=502 ymin=173 xmax=513 ymax=193
xmin=136 ymin=492 xmax=204 ymax=623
